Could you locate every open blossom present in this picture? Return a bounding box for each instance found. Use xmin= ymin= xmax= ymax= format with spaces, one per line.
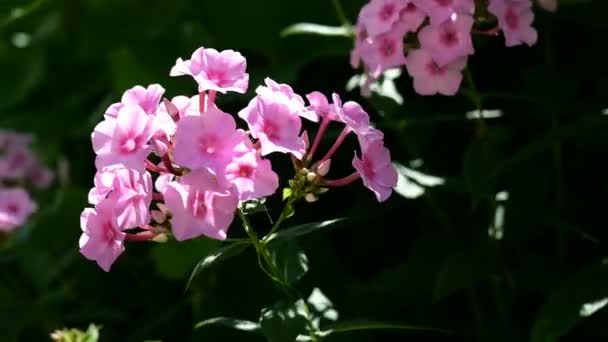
xmin=406 ymin=48 xmax=467 ymax=95
xmin=396 ymin=1 xmax=427 ymax=33
xmin=92 ymin=105 xmax=157 ymax=171
xmin=0 ymin=145 xmax=34 ymax=180
xmin=88 ymin=166 xmax=152 ymax=229
xmin=257 ymin=78 xmax=318 ymax=122
xmin=79 ymin=199 xmax=126 ymax=272
xmin=0 ymin=187 xmax=37 ymax=232
xmin=225 ymin=149 xmax=279 ymax=201
xmin=359 ymin=0 xmax=408 ymax=36
xmin=162 ymin=169 xmax=239 ymax=241
xmin=306 ymin=91 xmax=340 ymax=121
xmin=413 ymin=0 xmax=474 ymax=24
xmin=418 ymin=13 xmax=474 ymax=66
xmin=239 ymin=86 xmax=307 ymax=159
xmin=352 ymin=26 xmax=408 ymax=77
xmin=171 ymin=47 xmax=249 ymax=94
xmin=173 ymin=107 xmax=249 ymax=174
xmin=489 ymin=0 xmax=538 ymax=47
xmin=332 ymin=94 xmax=384 ymax=142
xmin=105 ymin=84 xmax=165 ymax=118
xmin=352 ymin=139 xmax=398 ymax=202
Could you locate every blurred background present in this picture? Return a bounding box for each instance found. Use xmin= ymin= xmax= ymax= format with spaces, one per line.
xmin=2 ymin=0 xmax=608 ymax=341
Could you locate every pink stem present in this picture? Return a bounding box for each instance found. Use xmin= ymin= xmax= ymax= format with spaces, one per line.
xmin=138 ymin=224 xmax=156 ymax=231
xmin=472 ymin=26 xmax=500 ymax=36
xmin=162 ymin=154 xmax=177 ymax=175
xmin=152 ymin=193 xmax=164 ymax=201
xmin=207 ymin=90 xmax=217 ymax=109
xmin=319 ymin=126 xmax=350 ymax=163
xmin=199 ymin=91 xmax=207 ymax=113
xmin=145 ymin=159 xmax=167 ymax=173
xmin=324 ymin=171 xmax=360 ymax=187
xmin=307 ymin=117 xmax=330 ymax=162
xmin=125 ymin=231 xmax=158 ymax=242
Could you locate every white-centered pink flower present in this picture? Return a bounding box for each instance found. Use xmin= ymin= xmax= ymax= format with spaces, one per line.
xmin=225 ymin=149 xmax=279 ymax=201
xmin=406 ymin=48 xmax=467 ymax=95
xmin=0 ymin=187 xmax=37 ymax=232
xmin=352 ymin=139 xmax=398 ymax=202
xmin=418 ymin=13 xmax=475 ymax=66
xmin=79 ymin=199 xmax=126 ymax=272
xmin=173 ymin=107 xmax=249 ymax=174
xmin=92 ymin=105 xmax=157 ymax=171
xmin=171 ymin=47 xmax=249 ymax=94
xmin=162 ymin=169 xmax=239 ymax=241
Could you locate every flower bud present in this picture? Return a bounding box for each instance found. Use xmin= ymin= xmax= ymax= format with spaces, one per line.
xmin=152 ymin=233 xmax=168 ymax=243
xmin=316 ymin=187 xmax=329 ymax=194
xmin=301 ymin=130 xmax=310 ymax=150
xmin=306 ymin=172 xmax=317 ymax=183
xmin=316 ymin=159 xmax=331 ymax=177
xmin=305 ymin=193 xmax=318 ymax=203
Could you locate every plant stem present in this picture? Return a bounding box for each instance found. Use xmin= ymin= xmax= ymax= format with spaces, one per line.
xmin=264 ymin=197 xmax=296 ymax=240
xmin=331 ymin=0 xmax=351 ymax=28
xmin=238 ymin=208 xmax=322 ymax=341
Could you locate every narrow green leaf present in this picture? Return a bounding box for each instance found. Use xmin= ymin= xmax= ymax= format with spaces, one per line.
xmin=323 ymin=321 xmax=452 ymax=336
xmin=185 ymin=242 xmax=249 ymax=290
xmin=260 ymin=301 xmax=308 ymax=342
xmin=281 ymin=23 xmax=353 ymax=37
xmin=194 ymin=317 xmax=261 ymax=332
xmin=264 ymin=218 xmax=344 ymax=243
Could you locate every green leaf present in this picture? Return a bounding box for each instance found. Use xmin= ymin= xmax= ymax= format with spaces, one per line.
xmin=530 ymin=262 xmax=608 ymax=342
xmin=264 ymin=219 xmax=344 ymax=243
xmin=194 ymin=317 xmax=261 ymax=333
xmin=322 ymin=321 xmax=452 ymax=336
xmin=281 ymin=23 xmax=353 ymax=37
xmin=282 ymin=188 xmax=292 ymax=201
xmin=184 ymin=242 xmax=250 ymax=290
xmin=268 ymin=240 xmax=309 ymax=283
xmin=152 ymin=237 xmax=220 ymax=280
xmin=260 ymin=301 xmax=308 ymax=342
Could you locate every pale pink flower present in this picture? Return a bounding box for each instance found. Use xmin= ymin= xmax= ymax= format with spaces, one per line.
xmin=154 ymin=172 xmax=175 ymax=194
xmin=257 ymin=78 xmax=318 ymax=122
xmin=79 ymin=199 xmax=126 ymax=272
xmin=92 ymin=105 xmax=157 ymax=171
xmin=418 ymin=13 xmax=475 ymax=66
xmin=225 ymin=149 xmax=279 ymax=201
xmin=352 ymin=139 xmax=398 ymax=202
xmin=28 ymin=163 xmax=54 ymax=189
xmin=88 ymin=166 xmax=152 ymax=229
xmin=306 ymin=91 xmax=339 ymax=121
xmin=238 ymin=89 xmax=306 ymax=159
xmin=173 ymin=107 xmax=249 ymax=173
xmin=333 ymin=94 xmax=383 ymax=141
xmin=0 ymin=187 xmax=37 ymax=232
xmin=353 ymin=27 xmax=408 ymax=77
xmin=413 ymin=0 xmax=474 ymax=24
xmin=489 ymin=0 xmax=538 ymax=47
xmin=406 ymin=48 xmax=467 ymax=95
xmin=162 ymin=169 xmax=239 ymax=241
xmin=0 ymin=145 xmax=34 ymax=180
xmin=396 ymin=1 xmax=427 ymax=32
xmin=359 ymin=0 xmax=408 ymax=36
xmin=105 ymin=84 xmax=165 ymax=118
xmin=170 ymin=47 xmax=249 ymax=94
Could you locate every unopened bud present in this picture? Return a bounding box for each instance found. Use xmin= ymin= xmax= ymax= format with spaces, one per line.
xmin=288 ymin=179 xmax=296 ymax=188
xmin=301 ymin=130 xmax=310 ymax=149
xmin=151 ymin=210 xmax=166 ymax=223
xmin=316 ymin=159 xmax=331 ymax=177
xmin=316 ymin=187 xmax=329 ymax=194
xmin=305 ymin=193 xmax=318 ymax=203
xmin=306 ymin=172 xmax=317 ymax=182
xmin=152 ymin=233 xmax=169 ymax=243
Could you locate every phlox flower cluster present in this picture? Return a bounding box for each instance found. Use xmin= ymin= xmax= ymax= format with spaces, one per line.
xmin=81 ymin=46 xmax=398 ymax=272
xmin=351 ymin=0 xmax=555 ymax=96
xmin=0 ymin=130 xmax=54 ymax=233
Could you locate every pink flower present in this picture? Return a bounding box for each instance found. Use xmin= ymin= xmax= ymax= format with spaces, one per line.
xmin=352 ymin=27 xmax=408 ymax=77
xmin=306 ymin=91 xmax=340 ymax=121
xmin=333 ymin=94 xmax=383 ymax=141
xmin=0 ymin=187 xmax=37 ymax=232
xmin=0 ymin=145 xmax=34 ymax=180
xmin=538 ymin=0 xmax=557 ymax=12
xmin=489 ymin=0 xmax=538 ymax=47
xmin=28 ymin=163 xmax=54 ymax=189
xmin=79 ymin=199 xmax=126 ymax=272
xmin=395 ymin=1 xmax=427 ymax=32
xmin=225 ymin=149 xmax=279 ymax=201
xmin=162 ymin=169 xmax=239 ymax=241
xmin=257 ymin=78 xmax=318 ymax=122
xmin=359 ymin=0 xmax=408 ymax=36
xmin=88 ymin=166 xmax=152 ymax=229
xmin=413 ymin=0 xmax=474 ymax=24
xmin=418 ymin=13 xmax=475 ymax=66
xmin=105 ymin=84 xmax=165 ymax=118
xmin=173 ymin=107 xmax=249 ymax=174
xmin=92 ymin=105 xmax=157 ymax=171
xmin=406 ymin=48 xmax=467 ymax=95
xmin=170 ymin=47 xmax=249 ymax=94
xmin=352 ymin=139 xmax=398 ymax=202
xmin=238 ymin=89 xmax=307 ymax=159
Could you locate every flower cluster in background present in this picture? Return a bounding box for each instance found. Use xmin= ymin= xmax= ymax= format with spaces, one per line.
xmin=351 ymin=0 xmax=556 ymax=96
xmin=0 ymin=130 xmax=54 ymax=233
xmin=81 ymin=46 xmax=398 ymax=272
